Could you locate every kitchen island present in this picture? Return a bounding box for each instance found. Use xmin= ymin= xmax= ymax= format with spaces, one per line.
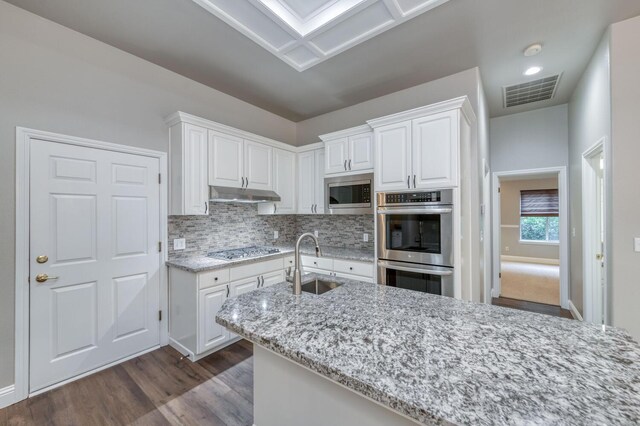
xmin=216 ymin=274 xmax=640 ymax=425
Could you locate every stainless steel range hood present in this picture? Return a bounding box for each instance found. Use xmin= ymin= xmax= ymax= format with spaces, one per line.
xmin=209 ymin=186 xmax=281 ymax=204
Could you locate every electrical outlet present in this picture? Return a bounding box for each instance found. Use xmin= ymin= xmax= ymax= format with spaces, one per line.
xmin=634 ymin=237 xmax=640 ymax=253
xmin=572 ymin=228 xmax=576 ymax=237
xmin=363 ymin=233 xmax=369 ymax=242
xmin=314 ymin=230 xmax=319 ymax=238
xmin=505 ymin=246 xmax=510 ymax=252
xmin=273 ymin=230 xmax=279 ymax=240
xmin=173 ymin=238 xmax=186 ymax=250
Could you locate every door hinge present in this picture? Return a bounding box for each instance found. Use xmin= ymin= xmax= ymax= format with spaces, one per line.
xmin=158 ymin=173 xmax=161 ymax=184
xmin=499 ymin=272 xmax=502 ymax=278
xmin=498 ymin=187 xmax=501 ymax=193
xmin=158 ymin=310 xmax=162 ymax=321
xmin=158 ymin=241 xmax=162 ymax=252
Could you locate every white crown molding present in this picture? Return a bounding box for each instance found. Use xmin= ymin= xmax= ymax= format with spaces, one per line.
xmin=319 ymin=124 xmax=372 ymax=141
xmin=367 ymin=96 xmax=475 ymax=128
xmin=296 ymin=141 xmax=324 ymax=152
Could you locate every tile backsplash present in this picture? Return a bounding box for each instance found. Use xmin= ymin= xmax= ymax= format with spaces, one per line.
xmin=168 ymin=203 xmax=374 ymax=259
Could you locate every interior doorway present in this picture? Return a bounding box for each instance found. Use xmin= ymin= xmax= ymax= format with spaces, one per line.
xmin=582 ymin=139 xmax=606 ymax=325
xmin=491 ymin=167 xmax=570 ymax=317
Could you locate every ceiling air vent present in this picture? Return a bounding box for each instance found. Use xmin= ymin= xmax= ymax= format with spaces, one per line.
xmin=503 ymin=74 xmax=562 ymax=108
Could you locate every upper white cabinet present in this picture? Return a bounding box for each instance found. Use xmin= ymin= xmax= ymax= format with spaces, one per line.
xmin=169 ymin=122 xmax=209 ymax=215
xmin=258 ymin=148 xmax=297 ymax=215
xmin=297 ymin=148 xmax=324 ymax=214
xmin=321 ymin=125 xmax=374 ymax=175
xmin=368 ymin=98 xmax=472 ymax=191
xmin=209 ymin=132 xmax=273 ymax=191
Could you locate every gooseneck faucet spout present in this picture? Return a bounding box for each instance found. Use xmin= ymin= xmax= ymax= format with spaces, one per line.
xmin=290 ymin=233 xmax=322 ymax=295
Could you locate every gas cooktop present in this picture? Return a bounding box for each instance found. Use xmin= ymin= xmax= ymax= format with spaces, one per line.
xmin=207 ymin=246 xmax=281 ymax=261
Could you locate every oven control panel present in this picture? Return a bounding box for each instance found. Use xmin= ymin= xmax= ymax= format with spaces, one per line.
xmin=384 ymin=191 xmax=442 ymax=204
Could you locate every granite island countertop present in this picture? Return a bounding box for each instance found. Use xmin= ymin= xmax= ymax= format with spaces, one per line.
xmin=166 ymin=245 xmax=374 ymax=273
xmin=216 ymin=274 xmax=640 ymax=425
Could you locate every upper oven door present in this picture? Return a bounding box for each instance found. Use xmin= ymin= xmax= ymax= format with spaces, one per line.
xmin=325 ymin=174 xmax=373 ymax=214
xmin=376 ymin=205 xmax=453 ymax=267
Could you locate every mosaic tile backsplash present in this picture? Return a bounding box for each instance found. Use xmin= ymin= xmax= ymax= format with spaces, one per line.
xmin=168 ymin=203 xmax=374 ymax=259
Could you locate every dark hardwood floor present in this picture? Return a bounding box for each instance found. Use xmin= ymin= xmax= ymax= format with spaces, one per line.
xmin=492 ymin=296 xmax=574 ymax=319
xmin=0 ymin=340 xmax=254 ymax=426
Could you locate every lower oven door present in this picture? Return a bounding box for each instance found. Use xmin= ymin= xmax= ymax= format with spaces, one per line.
xmin=377 ymin=260 xmax=454 ymax=297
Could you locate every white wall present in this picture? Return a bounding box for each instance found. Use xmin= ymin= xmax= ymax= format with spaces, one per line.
xmin=0 ymin=0 xmax=297 ymax=389
xmin=567 ymin=31 xmax=611 ymax=317
xmin=610 ymin=16 xmax=640 ymax=340
xmin=490 ymin=104 xmax=569 ymax=173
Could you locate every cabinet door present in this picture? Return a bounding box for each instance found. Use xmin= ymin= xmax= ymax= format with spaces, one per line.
xmin=374 ymin=121 xmax=412 ymax=191
xmin=348 ymin=132 xmax=374 ymax=172
xmin=183 ymin=124 xmax=209 ymax=215
xmin=230 ymin=276 xmax=261 ymax=297
xmin=244 ymin=140 xmax=273 ymax=190
xmin=297 ymin=151 xmax=316 ymax=214
xmin=324 ymin=138 xmax=349 ymax=175
xmin=412 ymin=110 xmax=458 ymax=189
xmin=315 ymin=149 xmax=325 ymax=213
xmin=273 ymin=149 xmax=296 ymax=214
xmin=198 ymin=286 xmax=229 ymax=353
xmin=262 ymin=270 xmax=285 ymax=287
xmin=208 ymin=130 xmax=243 ymax=188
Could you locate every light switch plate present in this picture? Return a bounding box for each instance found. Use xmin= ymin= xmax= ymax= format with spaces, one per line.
xmin=273 ymin=230 xmax=279 ymax=240
xmin=173 ymin=238 xmax=186 ymax=250
xmin=363 ymin=233 xmax=369 ymax=242
xmin=634 ymin=237 xmax=640 ymax=253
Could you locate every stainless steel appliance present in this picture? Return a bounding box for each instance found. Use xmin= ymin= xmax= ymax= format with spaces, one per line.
xmin=377 ymin=189 xmax=454 ymax=297
xmin=325 ymin=173 xmax=373 ymax=215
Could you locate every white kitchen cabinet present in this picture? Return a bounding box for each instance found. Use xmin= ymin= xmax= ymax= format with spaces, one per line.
xmin=369 ymin=100 xmax=471 ymax=191
xmin=300 ymin=255 xmax=374 ymax=282
xmin=208 ymin=130 xmax=244 ymax=188
xmin=244 ymin=139 xmax=273 ymax=190
xmin=297 ymin=148 xmax=324 ymax=214
xmin=321 ymin=125 xmax=374 ymax=175
xmin=258 ymin=148 xmax=296 ymax=215
xmin=197 ymin=285 xmax=229 ymax=354
xmin=262 ymin=270 xmax=285 ymax=287
xmin=412 ymin=111 xmax=458 ymax=189
xmin=230 ymin=276 xmax=261 ymax=297
xmin=374 ymin=121 xmax=412 ymax=191
xmin=209 ymin=131 xmax=274 ymax=191
xmin=169 ymin=122 xmax=209 ymax=215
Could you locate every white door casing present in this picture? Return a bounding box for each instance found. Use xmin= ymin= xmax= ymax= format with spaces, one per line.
xmin=29 ymin=139 xmax=161 ymax=392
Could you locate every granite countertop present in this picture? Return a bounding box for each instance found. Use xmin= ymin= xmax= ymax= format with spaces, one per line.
xmin=166 ymin=245 xmax=374 ymax=273
xmin=216 ymin=274 xmax=640 ymax=425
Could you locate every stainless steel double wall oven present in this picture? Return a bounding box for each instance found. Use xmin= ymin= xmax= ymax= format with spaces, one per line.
xmin=377 ymin=189 xmax=454 ymax=297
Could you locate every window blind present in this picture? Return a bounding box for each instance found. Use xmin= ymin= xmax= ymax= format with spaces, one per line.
xmin=520 ymin=189 xmax=559 ymax=217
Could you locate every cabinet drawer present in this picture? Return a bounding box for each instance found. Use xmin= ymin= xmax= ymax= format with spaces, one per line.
xmin=230 ymin=258 xmax=284 ymax=281
xmin=301 ymin=255 xmax=333 ymax=271
xmin=283 ymin=255 xmax=295 ymax=268
xmin=198 ymin=268 xmax=230 ymax=290
xmin=333 ymin=259 xmax=373 ymax=277
xmin=334 ymin=272 xmax=374 ymax=283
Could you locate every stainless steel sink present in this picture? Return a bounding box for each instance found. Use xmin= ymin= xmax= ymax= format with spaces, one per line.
xmin=301 ymin=279 xmax=342 ymax=295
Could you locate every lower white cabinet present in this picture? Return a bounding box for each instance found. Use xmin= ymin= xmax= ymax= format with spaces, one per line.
xmin=169 ymin=257 xmax=286 ymax=361
xmin=300 ymin=255 xmax=374 ymax=283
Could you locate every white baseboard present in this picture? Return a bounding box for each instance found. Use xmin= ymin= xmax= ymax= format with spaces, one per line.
xmin=568 ymin=300 xmax=584 ymax=321
xmin=0 ymin=384 xmax=16 ymax=409
xmin=501 ymin=255 xmax=560 ymax=265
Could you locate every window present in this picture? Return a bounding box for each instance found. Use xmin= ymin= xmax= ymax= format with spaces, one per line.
xmin=520 ymin=189 xmax=559 ymax=242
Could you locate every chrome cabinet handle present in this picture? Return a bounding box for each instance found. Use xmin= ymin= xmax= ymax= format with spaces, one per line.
xmin=273 ymin=203 xmax=277 ymax=214
xmin=257 ymin=276 xmax=261 ymax=288
xmin=344 ymin=160 xmax=347 ymax=171
xmin=241 ymin=177 xmax=245 ymax=188
xmin=407 ymin=176 xmax=410 ymax=188
xmin=226 ymin=285 xmax=230 ymax=297
xmin=261 ymin=276 xmax=265 ymax=287
xmin=245 ymin=177 xmax=249 ymax=188
xmin=205 ymin=202 xmax=208 ymax=214
xmin=413 ymin=175 xmax=416 ymax=188
xmin=348 ymin=159 xmax=351 ymax=170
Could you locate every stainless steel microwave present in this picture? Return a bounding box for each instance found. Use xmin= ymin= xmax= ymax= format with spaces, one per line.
xmin=325 ymin=173 xmax=373 ymax=215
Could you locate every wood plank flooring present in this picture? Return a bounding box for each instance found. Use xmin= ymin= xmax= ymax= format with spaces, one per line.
xmin=0 ymin=340 xmax=254 ymax=426
xmin=492 ymin=296 xmax=574 ymax=319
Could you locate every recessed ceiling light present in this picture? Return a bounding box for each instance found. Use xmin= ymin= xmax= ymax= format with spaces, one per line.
xmin=524 ymin=66 xmax=543 ymax=76
xmin=524 ymin=43 xmax=543 ymax=57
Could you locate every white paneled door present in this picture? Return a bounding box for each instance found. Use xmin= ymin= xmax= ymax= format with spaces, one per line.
xmin=29 ymin=139 xmax=161 ymax=392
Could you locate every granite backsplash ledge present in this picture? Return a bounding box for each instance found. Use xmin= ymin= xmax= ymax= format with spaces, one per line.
xmin=168 ymin=203 xmax=375 ymax=259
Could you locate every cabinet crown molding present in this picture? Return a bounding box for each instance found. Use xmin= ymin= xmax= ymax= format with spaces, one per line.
xmin=319 ymin=124 xmax=372 ymax=142
xmin=366 ymin=96 xmax=476 ymax=128
xmin=165 ymin=111 xmax=298 ymax=153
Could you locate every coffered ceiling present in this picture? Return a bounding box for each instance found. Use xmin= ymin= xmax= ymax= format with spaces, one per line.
xmin=192 ymin=0 xmax=450 ymax=70
xmin=5 ymin=0 xmax=640 ymax=121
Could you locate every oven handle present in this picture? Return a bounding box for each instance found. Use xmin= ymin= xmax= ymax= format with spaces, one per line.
xmin=378 ymin=260 xmax=453 ymax=276
xmin=376 ymin=207 xmax=453 ymax=215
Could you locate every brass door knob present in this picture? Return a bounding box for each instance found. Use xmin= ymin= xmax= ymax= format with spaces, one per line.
xmin=36 ymin=255 xmax=48 ymax=264
xmin=35 ymin=273 xmax=58 ymax=283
